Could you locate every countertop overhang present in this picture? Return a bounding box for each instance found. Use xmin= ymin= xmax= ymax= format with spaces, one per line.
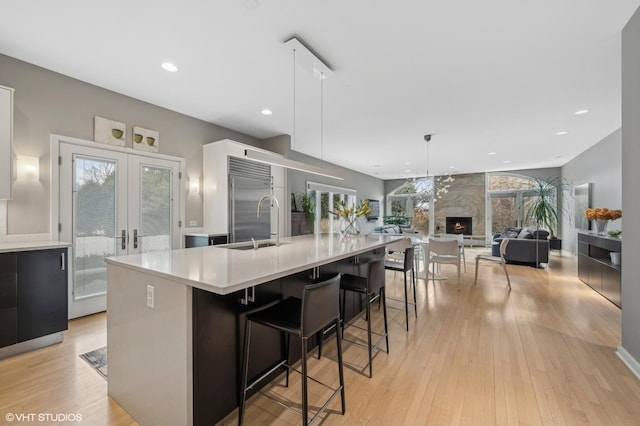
xmin=0 ymin=240 xmax=71 ymax=253
xmin=105 ymin=234 xmax=404 ymax=295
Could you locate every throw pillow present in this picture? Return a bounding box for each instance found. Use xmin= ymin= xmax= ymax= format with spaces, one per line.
xmin=532 ymin=229 xmax=549 ymax=239
xmin=501 ymin=227 xmax=522 ymax=238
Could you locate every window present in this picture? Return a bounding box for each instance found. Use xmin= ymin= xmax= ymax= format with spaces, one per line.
xmin=307 ymin=181 xmax=356 ymax=234
xmin=386 ymin=178 xmax=433 ymax=234
xmin=487 ymin=173 xmax=556 ymax=234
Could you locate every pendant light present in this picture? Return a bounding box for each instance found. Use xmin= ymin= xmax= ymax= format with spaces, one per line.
xmin=244 ymin=39 xmax=342 ymax=180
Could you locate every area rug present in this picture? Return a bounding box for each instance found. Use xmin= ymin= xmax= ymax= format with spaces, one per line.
xmin=79 ymin=346 xmax=107 ymax=380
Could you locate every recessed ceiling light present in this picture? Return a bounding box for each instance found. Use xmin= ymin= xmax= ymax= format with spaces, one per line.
xmin=161 ymin=62 xmax=178 ymax=72
xmin=373 ymin=164 xmax=381 ymax=168
xmin=574 ymin=109 xmax=589 ymax=115
xmin=405 ymin=169 xmax=412 ymax=173
xmin=503 ymin=160 xmax=511 ymax=164
xmin=449 ymin=166 xmax=455 ymax=169
xmin=261 ymin=109 xmax=272 ymax=115
xmin=555 ymin=155 xmax=563 ymax=159
xmin=488 ymin=152 xmax=496 ymax=156
xmin=556 ymin=131 xmax=568 ymax=135
xmin=404 ymin=161 xmax=412 ymax=165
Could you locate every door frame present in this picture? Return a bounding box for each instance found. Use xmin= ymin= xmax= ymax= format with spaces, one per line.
xmin=50 ymin=134 xmax=185 ymax=318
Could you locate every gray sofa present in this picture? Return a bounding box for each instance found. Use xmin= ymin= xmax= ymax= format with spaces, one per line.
xmin=492 ymin=227 xmax=550 ymax=267
xmin=373 ymin=225 xmax=419 ymax=236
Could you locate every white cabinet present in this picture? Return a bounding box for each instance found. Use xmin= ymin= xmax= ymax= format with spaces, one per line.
xmin=203 ymin=139 xmax=286 ymax=238
xmin=0 ymin=86 xmax=14 ymax=200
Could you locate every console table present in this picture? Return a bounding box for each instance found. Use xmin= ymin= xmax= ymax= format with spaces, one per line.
xmin=577 ymin=231 xmax=621 ymax=307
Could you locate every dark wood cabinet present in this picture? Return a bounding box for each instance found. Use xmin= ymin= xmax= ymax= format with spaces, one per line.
xmin=185 ymin=233 xmax=228 ymax=248
xmin=0 ymin=253 xmax=18 ymax=347
xmin=17 ymin=248 xmax=67 ymax=342
xmin=0 ymin=248 xmax=68 ymax=349
xmin=577 ymin=232 xmax=621 ymax=308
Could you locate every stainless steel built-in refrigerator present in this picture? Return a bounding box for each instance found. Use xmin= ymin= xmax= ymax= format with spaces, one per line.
xmin=229 ymin=175 xmax=271 ymax=243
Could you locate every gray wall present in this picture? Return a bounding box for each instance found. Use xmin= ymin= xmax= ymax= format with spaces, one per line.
xmin=287 ymin=150 xmax=385 ymax=235
xmin=621 ymin=6 xmax=640 ymax=370
xmin=0 ymin=53 xmax=261 ymax=234
xmin=561 ymin=129 xmax=622 ymax=255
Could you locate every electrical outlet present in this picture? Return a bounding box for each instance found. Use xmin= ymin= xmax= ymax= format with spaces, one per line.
xmin=147 ymin=285 xmax=154 ymax=309
xmin=189 ymin=220 xmax=197 ymax=226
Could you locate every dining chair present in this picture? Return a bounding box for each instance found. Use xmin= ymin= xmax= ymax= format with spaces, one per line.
xmin=441 ymin=233 xmax=466 ymax=272
xmin=474 ymin=238 xmax=511 ymax=289
xmin=428 ymin=238 xmax=461 ymax=283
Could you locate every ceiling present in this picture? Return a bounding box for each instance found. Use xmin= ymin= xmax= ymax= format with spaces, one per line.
xmin=2 ymin=1 xmax=639 ymax=180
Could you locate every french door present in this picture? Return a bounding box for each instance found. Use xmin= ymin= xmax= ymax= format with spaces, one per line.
xmin=58 ymin=142 xmax=181 ymax=319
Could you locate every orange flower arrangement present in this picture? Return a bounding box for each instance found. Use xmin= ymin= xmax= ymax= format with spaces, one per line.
xmin=584 ymin=208 xmax=622 ymax=221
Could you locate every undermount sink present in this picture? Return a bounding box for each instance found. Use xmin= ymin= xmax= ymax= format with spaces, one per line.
xmin=221 ymin=241 xmax=286 ymax=250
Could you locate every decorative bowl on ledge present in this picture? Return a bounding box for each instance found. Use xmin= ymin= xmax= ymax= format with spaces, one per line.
xmin=607 ymin=229 xmax=622 ymax=238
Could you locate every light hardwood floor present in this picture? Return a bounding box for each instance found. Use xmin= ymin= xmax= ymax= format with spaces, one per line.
xmin=2 ymin=251 xmax=639 ymax=425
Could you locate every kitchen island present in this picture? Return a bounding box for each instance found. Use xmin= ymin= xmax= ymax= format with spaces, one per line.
xmin=105 ymin=233 xmax=402 ymax=426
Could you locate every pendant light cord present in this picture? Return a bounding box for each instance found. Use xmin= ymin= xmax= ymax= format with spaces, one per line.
xmin=426 ymin=139 xmax=430 ymax=178
xmin=320 ymin=71 xmax=324 ymax=166
xmin=292 ymin=48 xmax=296 ymax=152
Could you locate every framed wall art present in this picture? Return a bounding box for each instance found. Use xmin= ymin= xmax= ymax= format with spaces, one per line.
xmin=574 ymin=183 xmax=591 ymax=230
xmin=132 ymin=126 xmax=160 ymax=153
xmin=94 ymin=116 xmax=126 ymax=146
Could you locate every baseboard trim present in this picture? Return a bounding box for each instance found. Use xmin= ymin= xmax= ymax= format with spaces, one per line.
xmin=616 ymin=345 xmax=640 ymax=380
xmin=0 ymin=332 xmax=63 ymax=360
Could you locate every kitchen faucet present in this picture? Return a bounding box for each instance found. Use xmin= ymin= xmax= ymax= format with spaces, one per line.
xmin=257 ymin=194 xmax=280 ymax=247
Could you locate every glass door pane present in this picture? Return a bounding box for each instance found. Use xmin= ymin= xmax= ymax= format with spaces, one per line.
xmin=72 ymin=156 xmax=118 ymax=300
xmin=128 ymin=157 xmax=180 ymax=254
xmin=490 ymin=194 xmax=517 ymax=234
xmin=138 ymin=165 xmax=172 ymax=252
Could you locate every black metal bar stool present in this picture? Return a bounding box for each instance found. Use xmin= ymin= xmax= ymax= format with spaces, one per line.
xmin=384 ymin=243 xmax=417 ymax=331
xmin=340 ymin=259 xmax=389 ymax=378
xmin=238 ymin=273 xmax=345 ymax=425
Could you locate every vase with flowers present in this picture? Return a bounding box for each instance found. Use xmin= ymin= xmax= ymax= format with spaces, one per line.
xmin=584 ymin=208 xmax=622 ymax=235
xmin=330 ymin=199 xmax=371 ymax=237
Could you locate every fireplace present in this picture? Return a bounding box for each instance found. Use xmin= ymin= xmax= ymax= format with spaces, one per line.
xmin=446 ymin=216 xmax=472 ymax=235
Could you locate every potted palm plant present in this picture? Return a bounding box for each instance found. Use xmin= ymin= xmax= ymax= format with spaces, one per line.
xmin=521 ymin=177 xmax=571 ymax=249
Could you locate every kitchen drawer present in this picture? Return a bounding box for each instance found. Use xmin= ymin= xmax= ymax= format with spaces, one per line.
xmin=0 ymin=307 xmax=17 ymax=348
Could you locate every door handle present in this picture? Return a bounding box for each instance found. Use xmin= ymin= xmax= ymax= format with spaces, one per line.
xmin=114 ymin=230 xmax=127 ymax=250
xmin=133 ymin=229 xmax=145 ymax=249
xmin=61 ymin=252 xmax=65 ymax=271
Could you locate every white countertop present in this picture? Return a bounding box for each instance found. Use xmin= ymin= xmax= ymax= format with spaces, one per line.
xmin=184 ymin=232 xmax=227 ymax=237
xmin=105 ymin=234 xmax=403 ymax=295
xmin=0 ymin=240 xmax=71 ymax=253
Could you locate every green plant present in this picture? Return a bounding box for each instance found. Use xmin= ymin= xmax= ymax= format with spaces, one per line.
xmin=329 ymin=199 xmax=371 ymax=220
xmin=298 ymin=192 xmax=316 ymax=225
xmin=521 ymin=177 xmax=571 ymax=239
xmin=383 ymin=215 xmax=411 ymax=226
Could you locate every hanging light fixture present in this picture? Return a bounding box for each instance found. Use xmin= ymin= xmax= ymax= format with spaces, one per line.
xmin=244 ymin=37 xmax=343 ymax=180
xmin=424 ymin=134 xmax=455 ymax=199
xmin=284 ymin=37 xmax=342 ymax=180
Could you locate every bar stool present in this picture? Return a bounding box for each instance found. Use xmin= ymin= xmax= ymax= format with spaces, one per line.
xmin=340 ymin=259 xmax=389 ymax=378
xmin=384 ymin=243 xmax=417 ymax=331
xmin=239 ymin=273 xmax=345 ymax=425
